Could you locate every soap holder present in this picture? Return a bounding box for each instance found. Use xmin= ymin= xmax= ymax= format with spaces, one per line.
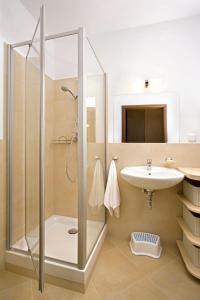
xmin=130 ymin=232 xmax=162 ymax=259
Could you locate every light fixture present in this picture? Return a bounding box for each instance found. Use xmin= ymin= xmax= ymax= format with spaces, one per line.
xmin=132 ymin=78 xmax=164 ymax=93
xmin=145 ymin=80 xmax=149 ymax=89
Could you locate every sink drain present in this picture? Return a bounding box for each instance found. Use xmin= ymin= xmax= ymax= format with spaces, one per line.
xmin=68 ymin=228 xmax=78 ymax=234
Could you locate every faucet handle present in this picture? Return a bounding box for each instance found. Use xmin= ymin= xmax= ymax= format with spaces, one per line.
xmin=147 ymin=158 xmax=152 ymax=164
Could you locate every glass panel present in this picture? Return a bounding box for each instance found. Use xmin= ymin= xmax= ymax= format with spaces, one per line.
xmin=86 ymin=40 xmax=106 ymax=259
xmin=11 ymin=46 xmax=29 ymax=249
xmin=25 ymin=21 xmax=40 ymax=275
xmin=25 ymin=9 xmax=45 ymax=289
xmin=11 ymin=33 xmax=79 ymax=268
xmin=44 ymin=34 xmax=78 ymax=264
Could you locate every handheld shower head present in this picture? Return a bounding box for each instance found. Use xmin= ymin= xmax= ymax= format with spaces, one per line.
xmin=61 ymin=86 xmax=78 ymax=100
xmin=61 ymin=86 xmax=69 ymax=92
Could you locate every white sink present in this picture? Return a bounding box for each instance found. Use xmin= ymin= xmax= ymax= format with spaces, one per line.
xmin=120 ymin=166 xmax=184 ymax=191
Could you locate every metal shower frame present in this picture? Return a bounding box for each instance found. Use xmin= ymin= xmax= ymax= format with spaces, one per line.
xmin=7 ymin=25 xmax=107 ymax=277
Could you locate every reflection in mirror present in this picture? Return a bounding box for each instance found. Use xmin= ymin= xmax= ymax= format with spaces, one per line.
xmin=87 ymin=96 xmax=96 ymax=143
xmin=122 ymin=105 xmax=167 ymax=143
xmin=87 ymin=108 xmax=96 ymax=142
xmin=113 ymin=93 xmax=179 ymax=143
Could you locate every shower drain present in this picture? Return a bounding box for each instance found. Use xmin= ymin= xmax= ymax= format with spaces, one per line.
xmin=68 ymin=228 xmax=78 ymax=234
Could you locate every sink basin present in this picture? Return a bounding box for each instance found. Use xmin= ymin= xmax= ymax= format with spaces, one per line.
xmin=120 ymin=166 xmax=184 ymax=191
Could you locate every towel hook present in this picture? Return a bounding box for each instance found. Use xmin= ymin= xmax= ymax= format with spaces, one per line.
xmin=112 ymin=156 xmax=118 ymax=161
xmin=95 ymin=156 xmax=100 ymax=160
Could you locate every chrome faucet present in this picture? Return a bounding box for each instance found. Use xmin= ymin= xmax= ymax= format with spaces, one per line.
xmin=146 ymin=159 xmax=152 ymax=172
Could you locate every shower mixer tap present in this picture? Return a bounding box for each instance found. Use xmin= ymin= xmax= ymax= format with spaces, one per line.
xmin=72 ymin=131 xmax=78 ymax=143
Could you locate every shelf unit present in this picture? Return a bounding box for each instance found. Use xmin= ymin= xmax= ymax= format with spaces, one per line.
xmin=177 ymin=194 xmax=200 ymax=214
xmin=176 ymin=240 xmax=200 ymax=279
xmin=177 ymin=217 xmax=200 ymax=247
xmin=177 ymin=168 xmax=200 ymax=181
xmin=177 ymin=187 xmax=200 ymax=279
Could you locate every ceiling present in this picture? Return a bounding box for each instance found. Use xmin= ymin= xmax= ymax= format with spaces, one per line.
xmin=20 ymin=0 xmax=200 ymax=35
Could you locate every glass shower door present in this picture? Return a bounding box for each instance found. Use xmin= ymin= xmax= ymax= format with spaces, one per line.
xmin=25 ymin=6 xmax=45 ymax=292
xmin=85 ymin=39 xmax=106 ymax=260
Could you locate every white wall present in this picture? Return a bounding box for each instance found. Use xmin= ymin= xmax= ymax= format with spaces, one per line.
xmin=0 ymin=0 xmax=37 ymax=43
xmin=91 ymin=15 xmax=200 ymax=143
xmin=0 ymin=0 xmax=38 ymax=140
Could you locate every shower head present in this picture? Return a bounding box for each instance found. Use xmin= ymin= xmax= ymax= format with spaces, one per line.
xmin=61 ymin=86 xmax=78 ymax=100
xmin=61 ymin=86 xmax=69 ymax=92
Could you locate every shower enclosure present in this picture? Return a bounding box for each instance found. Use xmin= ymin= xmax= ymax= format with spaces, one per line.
xmin=6 ymin=7 xmax=107 ymax=292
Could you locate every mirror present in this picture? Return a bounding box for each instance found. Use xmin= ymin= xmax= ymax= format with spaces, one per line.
xmin=112 ymin=92 xmax=179 ymax=143
xmin=122 ymin=105 xmax=167 ymax=143
xmin=87 ymin=107 xmax=96 ymax=142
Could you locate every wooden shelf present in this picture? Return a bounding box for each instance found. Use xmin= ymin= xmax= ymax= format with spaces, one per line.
xmin=177 ymin=167 xmax=200 ymax=181
xmin=176 ymin=240 xmax=200 ymax=279
xmin=177 ymin=194 xmax=200 ymax=214
xmin=177 ymin=217 xmax=200 ymax=247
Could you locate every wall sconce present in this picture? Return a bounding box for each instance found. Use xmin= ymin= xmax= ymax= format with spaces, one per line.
xmin=145 ymin=80 xmax=149 ymax=89
xmin=132 ymin=78 xmax=164 ymax=93
xmin=132 ymin=79 xmax=150 ymax=93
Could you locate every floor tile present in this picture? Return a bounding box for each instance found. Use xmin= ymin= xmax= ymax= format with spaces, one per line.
xmin=31 ymin=280 xmax=79 ymax=300
xmin=149 ymin=259 xmax=200 ymax=300
xmin=1 ymin=238 xmax=200 ymax=300
xmin=31 ymin=279 xmax=101 ymax=300
xmin=107 ymin=278 xmax=171 ymax=300
xmin=116 ymin=240 xmax=177 ymax=275
xmin=0 ymin=281 xmax=32 ymax=300
xmin=77 ymin=282 xmax=102 ymax=300
xmin=91 ymin=247 xmax=144 ymax=299
xmin=0 ymin=271 xmax=29 ymax=292
xmin=100 ymin=236 xmax=116 ymax=253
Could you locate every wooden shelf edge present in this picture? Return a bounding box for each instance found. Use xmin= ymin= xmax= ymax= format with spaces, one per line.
xmin=177 ymin=167 xmax=200 ymax=181
xmin=177 ymin=194 xmax=200 ymax=214
xmin=177 ymin=217 xmax=200 ymax=247
xmin=176 ymin=240 xmax=200 ymax=280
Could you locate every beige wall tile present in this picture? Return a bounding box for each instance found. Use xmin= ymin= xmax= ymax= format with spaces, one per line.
xmin=53 ymin=78 xmax=78 ymax=218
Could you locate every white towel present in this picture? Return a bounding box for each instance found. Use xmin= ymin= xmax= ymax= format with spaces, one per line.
xmin=88 ymin=159 xmax=105 ymax=209
xmin=104 ymin=160 xmax=120 ymax=218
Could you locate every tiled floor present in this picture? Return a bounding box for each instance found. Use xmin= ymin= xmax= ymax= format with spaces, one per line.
xmin=1 ymin=236 xmax=200 ymax=300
